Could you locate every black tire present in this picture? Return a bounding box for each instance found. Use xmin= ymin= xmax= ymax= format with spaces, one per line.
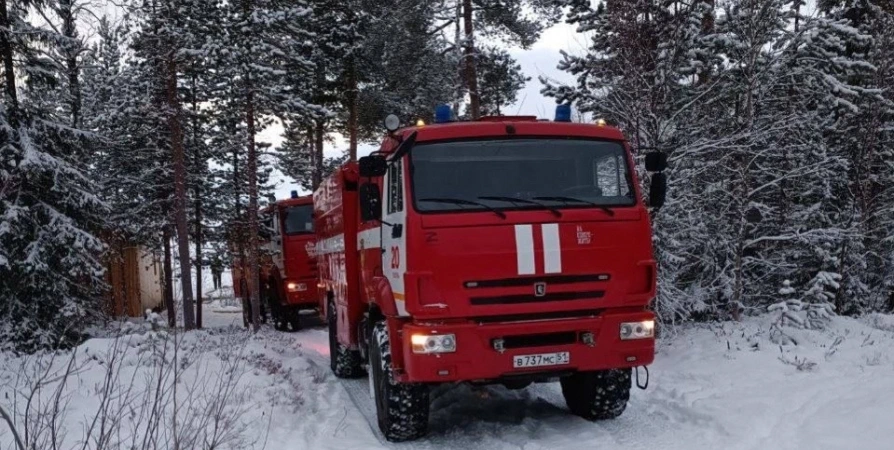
xmin=267 ymin=294 xmax=289 ymax=331
xmin=327 ymin=301 xmax=364 ymax=378
xmin=370 ymin=321 xmax=429 ymax=442
xmin=287 ymin=307 xmax=302 ymax=331
xmin=266 ymin=285 xmax=287 ymax=331
xmin=560 ymin=369 xmax=631 ymax=421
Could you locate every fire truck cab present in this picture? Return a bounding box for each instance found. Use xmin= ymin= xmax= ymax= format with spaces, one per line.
xmin=234 ymin=193 xmax=318 ymax=330
xmin=314 ymin=105 xmax=667 ymax=441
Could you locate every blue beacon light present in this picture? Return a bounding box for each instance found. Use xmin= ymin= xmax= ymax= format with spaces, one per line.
xmin=555 ymin=104 xmax=572 ymax=122
xmin=434 ymin=104 xmax=452 ymax=123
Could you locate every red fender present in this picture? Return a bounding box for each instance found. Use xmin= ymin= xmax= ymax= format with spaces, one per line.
xmin=372 ymin=275 xmax=398 ymax=317
xmin=371 ymin=275 xmax=410 ymax=373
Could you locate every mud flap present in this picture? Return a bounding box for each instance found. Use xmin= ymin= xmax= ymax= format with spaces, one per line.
xmin=635 ymin=366 xmax=650 ymax=390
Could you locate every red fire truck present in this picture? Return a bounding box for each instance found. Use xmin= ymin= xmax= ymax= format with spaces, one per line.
xmin=233 ymin=192 xmax=318 ymax=330
xmin=313 ymin=105 xmax=666 ymax=441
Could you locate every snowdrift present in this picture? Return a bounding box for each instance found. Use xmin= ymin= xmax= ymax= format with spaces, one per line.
xmin=1 ymin=310 xmax=891 ymax=450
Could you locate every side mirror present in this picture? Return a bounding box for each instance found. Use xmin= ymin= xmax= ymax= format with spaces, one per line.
xmin=649 ymin=172 xmax=667 ymax=208
xmin=359 ymin=183 xmax=381 ymax=222
xmin=645 ymin=152 xmax=667 ymax=172
xmin=359 ymin=155 xmax=387 ymax=178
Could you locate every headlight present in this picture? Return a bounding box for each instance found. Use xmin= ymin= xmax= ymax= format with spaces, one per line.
xmin=410 ymin=334 xmax=457 ymax=354
xmin=287 ymin=282 xmax=307 ymax=292
xmin=620 ymin=320 xmax=655 ymax=340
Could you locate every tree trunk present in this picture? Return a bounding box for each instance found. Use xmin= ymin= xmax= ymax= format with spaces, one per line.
xmin=0 ymin=0 xmax=18 ymax=112
xmin=453 ymin=0 xmax=463 ymax=114
xmin=163 ymin=226 xmax=176 ymax=327
xmin=195 ymin=213 xmax=202 ymax=328
xmin=165 ymin=51 xmax=195 ymax=329
xmin=244 ymin=74 xmax=262 ymax=331
xmin=241 ymin=0 xmax=262 ymax=332
xmin=232 ymin=145 xmax=247 ymax=319
xmin=59 ymin=0 xmax=81 ymax=128
xmin=306 ymin=125 xmax=316 ymax=187
xmin=462 ymin=0 xmax=480 ymax=119
xmin=313 ymin=120 xmax=325 ymax=190
xmin=346 ymin=60 xmax=358 ymax=161
xmin=697 ymin=0 xmax=715 ymax=85
xmin=192 ymin=74 xmax=203 ymax=329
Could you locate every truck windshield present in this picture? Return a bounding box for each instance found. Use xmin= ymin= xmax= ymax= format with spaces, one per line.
xmin=410 ymin=139 xmax=635 ymax=213
xmin=283 ymin=205 xmax=314 ymax=235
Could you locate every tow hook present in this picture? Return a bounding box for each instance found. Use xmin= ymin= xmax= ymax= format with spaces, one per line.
xmin=492 ymin=338 xmax=505 ymax=354
xmin=635 ymin=366 xmax=649 ymax=390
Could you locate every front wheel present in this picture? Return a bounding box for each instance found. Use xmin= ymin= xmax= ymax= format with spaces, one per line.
xmin=369 ymin=321 xmax=429 ymax=442
xmin=287 ymin=307 xmax=302 ymax=331
xmin=327 ymin=301 xmax=364 ymax=378
xmin=265 ymin=284 xmax=286 ymax=331
xmin=560 ymin=369 xmax=631 ymax=421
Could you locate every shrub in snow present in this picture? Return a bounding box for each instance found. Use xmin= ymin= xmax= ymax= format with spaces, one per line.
xmin=864 ymin=313 xmax=894 ymax=333
xmin=769 ymin=280 xmax=836 ymax=345
xmin=0 ymin=326 xmax=259 ymax=450
xmin=778 ymin=354 xmax=818 ymax=372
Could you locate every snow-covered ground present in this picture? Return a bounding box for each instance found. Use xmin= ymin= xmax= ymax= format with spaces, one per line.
xmin=2 ymin=305 xmax=892 ymax=450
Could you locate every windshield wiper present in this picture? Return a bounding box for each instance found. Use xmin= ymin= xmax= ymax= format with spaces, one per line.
xmin=478 ymin=196 xmax=562 ymax=217
xmin=418 ymin=198 xmax=507 ymax=219
xmin=533 ymin=196 xmax=616 ymax=216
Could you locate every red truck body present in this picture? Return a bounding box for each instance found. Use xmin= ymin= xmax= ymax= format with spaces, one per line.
xmin=233 ymin=195 xmax=318 ymax=329
xmin=314 ymin=115 xmax=659 ymax=440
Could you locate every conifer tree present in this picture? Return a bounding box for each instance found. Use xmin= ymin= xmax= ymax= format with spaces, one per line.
xmin=1 ymin=0 xmax=106 ymax=349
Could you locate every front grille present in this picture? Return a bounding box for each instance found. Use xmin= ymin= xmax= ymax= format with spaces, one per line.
xmin=474 ymin=309 xmax=602 ymax=323
xmin=464 ymin=274 xmax=610 ymax=289
xmin=470 ymin=290 xmax=604 ymax=306
xmin=496 ymin=331 xmax=578 ymax=349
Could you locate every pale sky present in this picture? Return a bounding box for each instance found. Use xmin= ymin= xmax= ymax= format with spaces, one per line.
xmin=268 ymin=20 xmax=589 ymax=198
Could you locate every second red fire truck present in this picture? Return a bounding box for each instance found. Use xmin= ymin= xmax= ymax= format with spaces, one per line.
xmin=233 ymin=193 xmax=319 ymax=330
xmin=314 ymin=105 xmax=666 ymax=441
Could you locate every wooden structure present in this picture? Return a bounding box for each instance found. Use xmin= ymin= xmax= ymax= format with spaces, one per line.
xmin=105 ymin=243 xmax=165 ymax=317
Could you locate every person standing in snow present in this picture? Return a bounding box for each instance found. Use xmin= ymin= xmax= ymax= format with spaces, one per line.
xmin=210 ymin=255 xmax=224 ymax=291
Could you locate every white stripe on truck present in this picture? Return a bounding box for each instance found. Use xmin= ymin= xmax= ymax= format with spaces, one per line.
xmin=542 ymin=223 xmax=562 ymax=273
xmin=514 ymin=224 xmax=535 ymax=275
xmin=358 ymin=227 xmax=381 ymax=250
xmin=314 ymin=234 xmax=344 ymax=256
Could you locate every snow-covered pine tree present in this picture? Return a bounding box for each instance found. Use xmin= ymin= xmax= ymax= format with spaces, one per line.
xmin=817 ymin=0 xmax=894 ymax=314
xmin=350 ymin=0 xmax=459 ymax=137
xmin=278 ymin=125 xmax=347 ymax=192
xmin=476 ymin=46 xmax=529 ymax=116
xmin=82 ymin=16 xmax=177 ymax=323
xmin=273 ymin=0 xmax=359 ymax=190
xmin=544 ymin=0 xmax=719 ymax=322
xmin=451 ymin=0 xmax=561 ymax=118
xmin=214 ymin=0 xmax=320 ymax=329
xmin=1 ymin=0 xmax=106 ymax=350
xmin=183 ymin=58 xmax=214 ymax=328
xmin=691 ymin=0 xmax=841 ymax=319
xmin=758 ymin=3 xmax=876 ymax=316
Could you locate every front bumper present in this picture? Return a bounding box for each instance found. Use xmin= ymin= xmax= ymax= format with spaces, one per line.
xmin=398 ymin=310 xmax=655 ymax=383
xmin=282 ymin=281 xmax=319 ymax=308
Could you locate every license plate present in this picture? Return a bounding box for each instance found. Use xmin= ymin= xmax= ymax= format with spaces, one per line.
xmin=512 ymin=352 xmax=570 ymax=369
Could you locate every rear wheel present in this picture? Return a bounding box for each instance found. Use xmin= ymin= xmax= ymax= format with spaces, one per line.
xmin=287 ymin=307 xmax=302 ymax=331
xmin=327 ymin=301 xmax=364 ymax=378
xmin=266 ymin=285 xmax=286 ymax=331
xmin=370 ymin=321 xmax=429 ymax=442
xmin=560 ymin=369 xmax=631 ymax=421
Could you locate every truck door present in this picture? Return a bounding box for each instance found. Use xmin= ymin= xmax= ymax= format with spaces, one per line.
xmin=381 ymin=158 xmax=408 ymax=316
